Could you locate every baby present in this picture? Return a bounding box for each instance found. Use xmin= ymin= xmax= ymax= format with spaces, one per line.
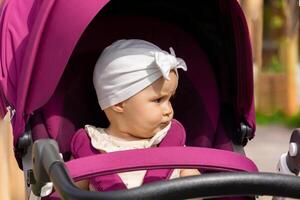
xmin=72 ymin=39 xmax=200 ymax=191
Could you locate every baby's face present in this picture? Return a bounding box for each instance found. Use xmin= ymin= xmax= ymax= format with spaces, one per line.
xmin=122 ymin=71 xmax=178 ymax=139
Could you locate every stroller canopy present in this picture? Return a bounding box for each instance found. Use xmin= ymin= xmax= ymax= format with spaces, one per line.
xmin=0 ymin=0 xmax=108 ymax=144
xmin=0 ymin=0 xmax=255 ymax=151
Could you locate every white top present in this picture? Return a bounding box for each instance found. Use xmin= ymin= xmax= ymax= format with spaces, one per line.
xmin=85 ymin=123 xmax=181 ymax=189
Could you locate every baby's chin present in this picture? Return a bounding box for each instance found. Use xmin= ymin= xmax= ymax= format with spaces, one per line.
xmin=133 ymin=124 xmax=169 ymax=139
xmin=148 ymin=124 xmax=169 ymax=137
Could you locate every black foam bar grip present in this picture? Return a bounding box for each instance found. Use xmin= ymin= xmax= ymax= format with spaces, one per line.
xmin=49 ymin=162 xmax=300 ymax=200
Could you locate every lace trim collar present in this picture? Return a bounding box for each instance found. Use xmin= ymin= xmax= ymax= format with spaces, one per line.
xmin=85 ymin=123 xmax=171 ymax=152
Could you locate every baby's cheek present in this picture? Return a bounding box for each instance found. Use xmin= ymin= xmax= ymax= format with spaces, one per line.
xmin=153 ymin=109 xmax=164 ymax=120
xmin=144 ymin=112 xmax=161 ymax=128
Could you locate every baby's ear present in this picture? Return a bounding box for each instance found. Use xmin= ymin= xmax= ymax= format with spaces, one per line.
xmin=111 ymin=102 xmax=124 ymax=113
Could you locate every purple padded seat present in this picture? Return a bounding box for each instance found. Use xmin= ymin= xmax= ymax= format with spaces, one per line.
xmin=30 ymin=14 xmax=227 ymax=160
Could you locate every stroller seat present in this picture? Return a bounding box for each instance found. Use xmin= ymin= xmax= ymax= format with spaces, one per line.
xmin=30 ymin=14 xmax=222 ymax=162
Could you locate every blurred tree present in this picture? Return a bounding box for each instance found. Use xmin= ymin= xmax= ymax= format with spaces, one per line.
xmin=262 ymin=0 xmax=285 ymax=72
xmin=239 ymin=0 xmax=263 ymax=70
xmin=243 ymin=0 xmax=299 ymax=116
xmin=239 ymin=0 xmax=263 ymax=117
xmin=247 ymin=0 xmax=299 ymax=116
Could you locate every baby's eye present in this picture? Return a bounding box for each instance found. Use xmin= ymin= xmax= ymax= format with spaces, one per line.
xmin=153 ymin=98 xmax=162 ymax=103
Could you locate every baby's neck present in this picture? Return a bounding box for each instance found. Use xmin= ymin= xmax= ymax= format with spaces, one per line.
xmin=105 ymin=125 xmax=144 ymax=141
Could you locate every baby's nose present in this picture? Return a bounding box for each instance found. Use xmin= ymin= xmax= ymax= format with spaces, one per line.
xmin=163 ymin=109 xmax=172 ymax=117
xmin=162 ymin=103 xmax=173 ymax=117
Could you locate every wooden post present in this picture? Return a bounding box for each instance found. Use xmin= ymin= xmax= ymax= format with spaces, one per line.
xmin=1 ymin=1 xmax=25 ymax=199
xmin=239 ymin=0 xmax=263 ymax=113
xmin=280 ymin=0 xmax=299 ymax=116
xmin=0 ymin=113 xmax=25 ymax=200
xmin=280 ymin=34 xmax=298 ymax=116
xmin=239 ymin=0 xmax=263 ymax=71
xmin=0 ymin=113 xmax=11 ymax=200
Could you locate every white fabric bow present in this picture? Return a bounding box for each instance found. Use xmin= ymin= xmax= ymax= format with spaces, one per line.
xmin=153 ymin=47 xmax=187 ymax=80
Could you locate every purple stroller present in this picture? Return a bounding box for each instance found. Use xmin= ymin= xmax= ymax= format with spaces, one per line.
xmin=1 ymin=0 xmax=300 ymax=199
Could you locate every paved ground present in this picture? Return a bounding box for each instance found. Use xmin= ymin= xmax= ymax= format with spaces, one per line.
xmin=244 ymin=125 xmax=297 ymax=200
xmin=245 ymin=125 xmax=292 ymax=172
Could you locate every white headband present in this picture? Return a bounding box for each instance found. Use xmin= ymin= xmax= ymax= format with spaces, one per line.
xmin=93 ymin=39 xmax=187 ymax=110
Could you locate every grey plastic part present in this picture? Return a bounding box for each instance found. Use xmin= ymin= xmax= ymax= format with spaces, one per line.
xmin=31 ymin=139 xmax=63 ymax=196
xmin=286 ymin=129 xmax=300 ymax=175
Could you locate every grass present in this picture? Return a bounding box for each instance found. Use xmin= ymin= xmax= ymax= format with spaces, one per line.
xmin=256 ymin=111 xmax=300 ymax=128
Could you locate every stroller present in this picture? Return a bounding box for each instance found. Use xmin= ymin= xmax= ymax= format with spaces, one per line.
xmin=1 ymin=0 xmax=300 ymax=199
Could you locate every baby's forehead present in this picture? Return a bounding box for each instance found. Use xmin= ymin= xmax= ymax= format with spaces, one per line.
xmin=147 ymin=73 xmax=178 ymax=95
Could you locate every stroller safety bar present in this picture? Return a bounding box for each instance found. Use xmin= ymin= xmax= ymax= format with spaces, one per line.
xmin=66 ymin=146 xmax=258 ymax=181
xmin=32 ymin=139 xmax=300 ymax=199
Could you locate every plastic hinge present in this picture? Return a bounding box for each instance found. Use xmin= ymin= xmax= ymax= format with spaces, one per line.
xmin=235 ymin=122 xmax=253 ymax=146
